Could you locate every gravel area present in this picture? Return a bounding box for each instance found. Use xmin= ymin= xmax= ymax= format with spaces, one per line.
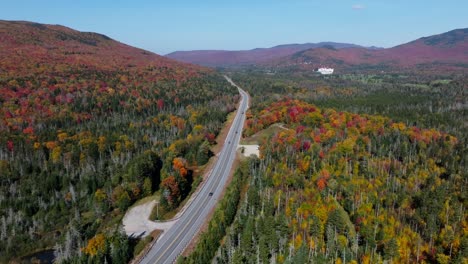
xmin=238 ymin=144 xmax=260 ymax=157
xmin=122 ymin=200 xmax=177 ymax=238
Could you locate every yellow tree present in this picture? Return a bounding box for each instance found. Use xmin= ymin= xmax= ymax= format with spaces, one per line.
xmin=51 ymin=146 xmax=62 ymax=163
xmin=83 ymin=234 xmax=106 ymax=256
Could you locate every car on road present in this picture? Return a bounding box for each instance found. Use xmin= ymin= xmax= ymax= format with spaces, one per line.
xmin=209 ymin=192 xmax=213 ymax=196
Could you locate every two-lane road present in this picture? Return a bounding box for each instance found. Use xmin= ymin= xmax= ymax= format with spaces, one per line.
xmin=140 ymin=76 xmax=249 ymax=264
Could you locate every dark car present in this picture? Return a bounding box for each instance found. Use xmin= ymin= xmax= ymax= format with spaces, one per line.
xmin=209 ymin=192 xmax=213 ymax=196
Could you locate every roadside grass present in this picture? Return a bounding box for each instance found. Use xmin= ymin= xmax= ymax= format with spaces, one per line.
xmin=132 ymin=193 xmax=160 ymax=208
xmin=241 ymin=123 xmax=285 ymax=145
xmin=132 ymin=229 xmax=163 ymax=262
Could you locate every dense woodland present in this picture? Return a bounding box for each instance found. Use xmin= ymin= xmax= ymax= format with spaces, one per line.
xmin=215 ymin=98 xmax=465 ymax=263
xmin=0 ymin=66 xmax=238 ymax=262
xmin=182 ymin=72 xmax=467 ymax=264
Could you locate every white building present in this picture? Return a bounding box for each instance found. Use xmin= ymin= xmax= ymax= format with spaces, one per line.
xmin=317 ymin=67 xmax=334 ymax=75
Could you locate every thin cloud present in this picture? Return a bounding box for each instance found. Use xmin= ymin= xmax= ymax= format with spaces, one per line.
xmin=352 ymin=4 xmax=366 ymax=10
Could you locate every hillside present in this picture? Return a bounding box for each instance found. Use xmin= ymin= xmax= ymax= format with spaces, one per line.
xmin=214 ymin=99 xmax=465 ymax=263
xmin=268 ymin=28 xmax=468 ymax=73
xmin=0 ymin=20 xmax=238 ymax=262
xmin=0 ymin=20 xmax=203 ymax=77
xmin=0 ymin=20 xmax=213 ymax=135
xmin=166 ymin=42 xmax=372 ymax=67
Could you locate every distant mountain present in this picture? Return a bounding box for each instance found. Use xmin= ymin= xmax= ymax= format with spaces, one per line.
xmin=0 ymin=20 xmax=204 ymax=77
xmin=166 ymin=42 xmax=377 ymax=67
xmin=268 ymin=28 xmax=468 ymax=73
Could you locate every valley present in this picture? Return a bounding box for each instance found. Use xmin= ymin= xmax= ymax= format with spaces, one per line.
xmin=0 ymin=13 xmax=466 ymax=264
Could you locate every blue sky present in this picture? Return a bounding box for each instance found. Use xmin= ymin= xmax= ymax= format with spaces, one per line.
xmin=1 ymin=0 xmax=467 ymax=54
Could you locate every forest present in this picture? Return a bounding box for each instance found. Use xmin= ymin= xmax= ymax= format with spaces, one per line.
xmin=0 ymin=64 xmax=239 ymax=262
xmin=1 ymin=58 xmax=466 ymax=263
xmin=179 ymin=71 xmax=467 ymax=263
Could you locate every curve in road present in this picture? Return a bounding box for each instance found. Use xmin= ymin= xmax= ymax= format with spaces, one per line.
xmin=139 ymin=76 xmax=249 ymax=264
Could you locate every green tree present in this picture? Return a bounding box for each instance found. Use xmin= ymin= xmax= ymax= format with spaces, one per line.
xmin=384 ymin=238 xmax=399 ymax=260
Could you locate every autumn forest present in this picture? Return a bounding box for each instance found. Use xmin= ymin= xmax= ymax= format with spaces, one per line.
xmin=179 ymin=71 xmax=467 ymax=264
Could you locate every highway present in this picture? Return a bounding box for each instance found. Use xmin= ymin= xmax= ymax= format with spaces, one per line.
xmin=139 ymin=76 xmax=249 ymax=264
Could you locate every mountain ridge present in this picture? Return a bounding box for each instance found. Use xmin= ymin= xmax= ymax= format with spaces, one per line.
xmin=266 ymin=28 xmax=468 ymax=73
xmin=165 ymin=42 xmax=379 ymax=67
xmin=0 ymin=20 xmax=206 ymax=78
xmin=166 ymin=28 xmax=468 ymax=72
